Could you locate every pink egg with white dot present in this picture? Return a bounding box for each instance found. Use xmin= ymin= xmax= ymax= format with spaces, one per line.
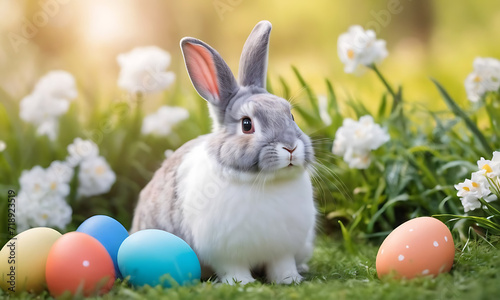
xmin=376 ymin=217 xmax=455 ymax=279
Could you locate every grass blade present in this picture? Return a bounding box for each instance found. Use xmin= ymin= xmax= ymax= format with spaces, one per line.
xmin=325 ymin=78 xmax=339 ymax=113
xmin=292 ymin=66 xmax=320 ymax=114
xmin=431 ymin=78 xmax=492 ymax=154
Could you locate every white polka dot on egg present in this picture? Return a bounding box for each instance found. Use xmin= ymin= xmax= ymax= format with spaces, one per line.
xmin=433 ymin=241 xmax=439 ymax=247
xmin=398 ymin=255 xmax=405 ymax=261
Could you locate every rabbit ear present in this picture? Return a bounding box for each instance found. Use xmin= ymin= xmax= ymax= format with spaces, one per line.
xmin=181 ymin=38 xmax=238 ymax=110
xmin=238 ymin=20 xmax=272 ymax=89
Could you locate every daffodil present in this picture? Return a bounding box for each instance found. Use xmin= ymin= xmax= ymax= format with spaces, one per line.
xmin=141 ymin=105 xmax=189 ymax=136
xmin=338 ymin=25 xmax=388 ymax=74
xmin=16 ymin=163 xmax=73 ymax=232
xmin=19 ymin=70 xmax=77 ymax=140
xmin=117 ymin=46 xmax=176 ymax=94
xmin=464 ymin=57 xmax=500 ymax=102
xmin=332 ymin=115 xmax=390 ymax=169
xmin=477 ymin=151 xmax=500 ymax=178
xmin=66 ymin=137 xmax=99 ymax=167
xmin=77 ymin=156 xmax=116 ymax=197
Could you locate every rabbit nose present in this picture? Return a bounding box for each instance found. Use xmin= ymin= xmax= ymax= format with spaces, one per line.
xmin=282 ymin=146 xmax=297 ymax=153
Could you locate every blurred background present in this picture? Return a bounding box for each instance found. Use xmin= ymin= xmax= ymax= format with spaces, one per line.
xmin=1 ymin=0 xmax=500 ymax=111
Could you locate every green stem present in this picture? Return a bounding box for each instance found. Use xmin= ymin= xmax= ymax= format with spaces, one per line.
xmin=370 ymin=64 xmax=397 ymax=102
xmin=370 ymin=64 xmax=406 ymax=132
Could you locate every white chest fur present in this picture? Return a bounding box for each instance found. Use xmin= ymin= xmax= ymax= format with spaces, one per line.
xmin=176 ymin=142 xmax=316 ymax=268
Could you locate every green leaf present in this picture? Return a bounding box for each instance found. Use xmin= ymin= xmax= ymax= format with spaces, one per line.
xmin=431 ymin=78 xmax=492 ymax=154
xmin=367 ymin=194 xmax=410 ymax=233
xmin=338 ymin=220 xmax=356 ymax=254
xmin=279 ymin=76 xmax=291 ymax=100
xmin=378 ymin=93 xmax=387 ymax=119
xmin=325 ymin=79 xmax=339 ymax=113
xmin=292 ymin=66 xmax=320 ymax=115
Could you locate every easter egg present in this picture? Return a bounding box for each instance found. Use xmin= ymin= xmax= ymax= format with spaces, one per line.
xmin=376 ymin=217 xmax=455 ymax=279
xmin=76 ymin=215 xmax=129 ymax=278
xmin=117 ymin=229 xmax=201 ymax=288
xmin=0 ymin=227 xmax=61 ymax=293
xmin=45 ymin=232 xmax=115 ymax=297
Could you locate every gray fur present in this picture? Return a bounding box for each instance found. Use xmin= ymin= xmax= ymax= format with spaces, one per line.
xmin=207 ymin=92 xmax=314 ymax=173
xmin=238 ymin=20 xmax=272 ymax=88
xmin=130 ymin=136 xmax=207 ymax=245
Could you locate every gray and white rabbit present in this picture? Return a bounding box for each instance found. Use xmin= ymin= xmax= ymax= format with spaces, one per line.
xmin=131 ymin=20 xmax=316 ymax=285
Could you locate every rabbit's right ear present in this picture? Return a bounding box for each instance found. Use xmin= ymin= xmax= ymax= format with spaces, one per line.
xmin=181 ymin=38 xmax=238 ymax=113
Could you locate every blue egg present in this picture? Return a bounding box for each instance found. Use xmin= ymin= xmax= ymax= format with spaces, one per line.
xmin=117 ymin=229 xmax=201 ymax=288
xmin=76 ymin=215 xmax=129 ymax=278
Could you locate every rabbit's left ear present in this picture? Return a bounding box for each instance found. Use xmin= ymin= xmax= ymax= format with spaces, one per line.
xmin=238 ymin=21 xmax=272 ymax=89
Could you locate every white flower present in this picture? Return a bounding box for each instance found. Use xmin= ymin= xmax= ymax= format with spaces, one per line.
xmin=477 ymin=151 xmax=500 ymax=178
xmin=318 ymin=95 xmax=332 ymax=126
xmin=19 ymin=164 xmax=72 ymax=199
xmin=20 ymin=93 xmax=70 ymax=126
xmin=332 ymin=115 xmax=389 ymax=169
xmin=33 ymin=70 xmax=78 ymax=100
xmin=0 ymin=140 xmax=5 ymax=152
xmin=344 ymin=148 xmax=372 ymax=169
xmin=141 ymin=106 xmax=189 ymax=136
xmin=338 ymin=25 xmax=388 ymax=74
xmin=117 ymin=46 xmax=175 ymax=94
xmin=464 ymin=57 xmax=500 ymax=102
xmin=455 ymin=169 xmax=496 ymax=212
xmin=77 ymin=156 xmax=116 ymax=197
xmin=19 ymin=166 xmax=51 ymax=199
xmin=35 ymin=118 xmax=59 ymax=142
xmin=19 ymin=70 xmax=77 ymax=140
xmin=64 ymin=138 xmax=117 ymax=198
xmin=66 ymin=138 xmax=99 ymax=167
xmin=16 ymin=163 xmax=73 ymax=232
xmin=16 ymin=192 xmax=72 ymax=232
xmin=48 ymin=160 xmax=74 ymax=184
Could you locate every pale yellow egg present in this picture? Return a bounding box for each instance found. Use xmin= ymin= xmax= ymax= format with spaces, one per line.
xmin=0 ymin=227 xmax=61 ymax=294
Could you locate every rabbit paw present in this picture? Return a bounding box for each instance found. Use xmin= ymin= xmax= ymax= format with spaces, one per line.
xmin=217 ymin=266 xmax=255 ymax=285
xmin=220 ymin=275 xmax=256 ymax=285
xmin=267 ymin=256 xmax=303 ymax=284
xmin=296 ymin=263 xmax=310 ymax=273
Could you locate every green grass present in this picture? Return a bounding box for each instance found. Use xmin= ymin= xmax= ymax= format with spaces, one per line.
xmin=2 ymin=236 xmax=499 ymax=300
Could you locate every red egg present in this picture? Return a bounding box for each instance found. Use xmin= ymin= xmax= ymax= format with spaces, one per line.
xmin=45 ymin=232 xmax=115 ymax=297
xmin=376 ymin=217 xmax=455 ymax=279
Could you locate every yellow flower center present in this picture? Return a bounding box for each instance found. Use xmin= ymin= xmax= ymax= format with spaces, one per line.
xmin=95 ymin=165 xmax=106 ymax=175
xmin=474 ymin=75 xmax=481 ymax=83
xmin=50 ymin=182 xmax=57 ymax=190
xmin=472 ymin=182 xmax=479 ymax=188
xmin=42 ymin=213 xmax=48 ymax=220
xmin=347 ymin=49 xmax=355 ymax=59
xmin=463 ymin=187 xmax=470 ymax=191
xmin=482 ymin=164 xmax=493 ymax=173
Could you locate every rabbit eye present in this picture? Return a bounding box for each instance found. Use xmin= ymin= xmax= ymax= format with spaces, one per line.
xmin=242 ymin=117 xmax=254 ymax=134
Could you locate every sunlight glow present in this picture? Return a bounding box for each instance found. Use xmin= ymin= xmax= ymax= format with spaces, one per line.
xmin=79 ymin=1 xmax=135 ymax=44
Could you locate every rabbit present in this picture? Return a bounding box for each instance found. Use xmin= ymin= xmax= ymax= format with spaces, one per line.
xmin=131 ymin=20 xmax=317 ymax=285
